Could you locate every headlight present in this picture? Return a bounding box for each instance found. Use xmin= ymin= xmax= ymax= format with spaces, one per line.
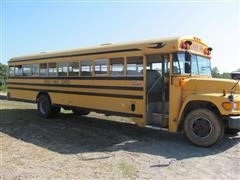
xmin=222 ymin=102 xmax=240 ymax=111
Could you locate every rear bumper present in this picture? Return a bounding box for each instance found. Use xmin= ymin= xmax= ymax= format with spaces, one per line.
xmin=226 ymin=116 xmax=240 ymax=130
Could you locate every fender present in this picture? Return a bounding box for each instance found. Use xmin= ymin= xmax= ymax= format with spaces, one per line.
xmin=178 ymin=93 xmax=232 ymax=123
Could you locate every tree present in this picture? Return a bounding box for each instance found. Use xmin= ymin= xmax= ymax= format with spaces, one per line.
xmin=211 ymin=67 xmax=222 ymax=78
xmin=0 ymin=63 xmax=8 ymax=91
xmin=211 ymin=67 xmax=231 ymax=79
xmin=222 ymin=72 xmax=231 ymax=79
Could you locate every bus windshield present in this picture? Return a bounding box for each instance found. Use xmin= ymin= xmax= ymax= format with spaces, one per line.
xmin=173 ymin=52 xmax=211 ymax=76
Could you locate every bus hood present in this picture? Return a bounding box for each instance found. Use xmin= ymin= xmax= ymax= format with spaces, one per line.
xmin=183 ymin=77 xmax=240 ymax=94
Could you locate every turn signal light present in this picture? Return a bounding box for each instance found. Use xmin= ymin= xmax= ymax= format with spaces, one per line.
xmin=222 ymin=102 xmax=240 ymax=111
xmin=179 ymin=78 xmax=185 ymax=86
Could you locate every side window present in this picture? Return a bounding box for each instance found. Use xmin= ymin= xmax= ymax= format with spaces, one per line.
xmin=32 ymin=64 xmax=39 ymax=76
xmin=69 ymin=62 xmax=79 ymax=76
xmin=110 ymin=57 xmax=124 ymax=76
xmin=14 ymin=65 xmax=22 ymax=76
xmin=58 ymin=62 xmax=68 ymax=76
xmin=48 ymin=63 xmax=57 ymax=76
xmin=9 ymin=66 xmax=15 ymax=77
xmin=81 ymin=60 xmax=92 ymax=76
xmin=23 ymin=64 xmax=31 ymax=76
xmin=173 ymin=54 xmax=180 ymax=74
xmin=147 ymin=54 xmax=170 ymax=76
xmin=95 ymin=59 xmax=108 ymax=75
xmin=40 ymin=63 xmax=47 ymax=76
xmin=127 ymin=56 xmax=143 ymax=76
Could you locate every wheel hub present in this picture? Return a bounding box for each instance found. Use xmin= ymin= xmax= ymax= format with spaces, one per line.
xmin=192 ymin=117 xmax=212 ymax=138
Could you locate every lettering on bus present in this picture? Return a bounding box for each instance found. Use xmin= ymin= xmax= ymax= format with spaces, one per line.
xmin=43 ymin=79 xmax=70 ymax=84
xmin=190 ymin=43 xmax=204 ymax=53
xmin=44 ymin=79 xmax=59 ymax=84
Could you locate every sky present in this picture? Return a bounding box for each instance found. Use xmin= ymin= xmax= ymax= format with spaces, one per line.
xmin=0 ymin=0 xmax=239 ymax=72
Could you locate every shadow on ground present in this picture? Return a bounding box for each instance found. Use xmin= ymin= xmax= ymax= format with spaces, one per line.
xmin=1 ymin=108 xmax=239 ymax=160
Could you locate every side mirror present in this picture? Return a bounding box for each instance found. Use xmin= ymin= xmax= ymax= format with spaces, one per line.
xmin=231 ymin=72 xmax=240 ymax=80
xmin=185 ymin=51 xmax=191 ymax=73
xmin=185 ymin=63 xmax=191 ymax=73
xmin=185 ymin=51 xmax=191 ymax=62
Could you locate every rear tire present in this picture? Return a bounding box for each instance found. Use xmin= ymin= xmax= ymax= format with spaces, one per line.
xmin=37 ymin=94 xmax=60 ymax=118
xmin=184 ymin=109 xmax=224 ymax=147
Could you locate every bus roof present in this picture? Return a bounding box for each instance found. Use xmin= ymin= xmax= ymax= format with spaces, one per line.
xmin=8 ymin=35 xmax=209 ymax=63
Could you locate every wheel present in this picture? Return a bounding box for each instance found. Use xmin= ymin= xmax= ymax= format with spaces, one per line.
xmin=37 ymin=94 xmax=60 ymax=118
xmin=184 ymin=109 xmax=224 ymax=147
xmin=225 ymin=128 xmax=240 ymax=135
xmin=72 ymin=108 xmax=90 ymax=116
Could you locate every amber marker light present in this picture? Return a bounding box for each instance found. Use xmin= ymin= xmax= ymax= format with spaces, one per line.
xmin=179 ymin=78 xmax=185 ymax=86
xmin=222 ymin=102 xmax=240 ymax=111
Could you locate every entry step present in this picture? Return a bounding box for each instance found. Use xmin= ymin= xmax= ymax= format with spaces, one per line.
xmin=151 ymin=113 xmax=169 ymax=127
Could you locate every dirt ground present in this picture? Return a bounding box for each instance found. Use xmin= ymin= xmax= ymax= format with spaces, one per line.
xmin=0 ymin=99 xmax=239 ymax=179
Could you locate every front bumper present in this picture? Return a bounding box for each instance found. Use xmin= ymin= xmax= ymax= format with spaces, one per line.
xmin=226 ymin=116 xmax=240 ymax=130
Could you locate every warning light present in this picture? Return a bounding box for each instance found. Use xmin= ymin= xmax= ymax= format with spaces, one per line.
xmin=204 ymin=47 xmax=213 ymax=55
xmin=180 ymin=41 xmax=192 ymax=50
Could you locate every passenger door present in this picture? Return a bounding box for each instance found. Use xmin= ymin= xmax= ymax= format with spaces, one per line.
xmin=146 ymin=54 xmax=170 ymax=127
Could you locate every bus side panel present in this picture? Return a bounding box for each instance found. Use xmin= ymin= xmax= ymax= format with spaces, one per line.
xmin=49 ymin=92 xmax=144 ymax=116
xmin=7 ymin=78 xmax=145 ymax=120
xmin=8 ymin=89 xmax=37 ymax=102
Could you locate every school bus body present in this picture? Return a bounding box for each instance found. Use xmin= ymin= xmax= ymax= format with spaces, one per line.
xmin=7 ymin=36 xmax=240 ymax=146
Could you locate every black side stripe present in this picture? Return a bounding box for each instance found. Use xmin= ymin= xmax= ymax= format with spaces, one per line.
xmin=9 ymin=48 xmax=141 ymax=62
xmin=8 ymin=87 xmax=143 ymax=99
xmin=7 ymin=82 xmax=143 ymax=91
xmin=8 ymin=76 xmax=144 ymax=80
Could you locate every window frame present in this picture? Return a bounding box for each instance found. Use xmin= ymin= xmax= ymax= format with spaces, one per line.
xmin=48 ymin=62 xmax=57 ymax=77
xmin=32 ymin=64 xmax=39 ymax=77
xmin=40 ymin=63 xmax=48 ymax=77
xmin=80 ymin=60 xmax=93 ymax=77
xmin=57 ymin=62 xmax=68 ymax=77
xmin=9 ymin=66 xmax=15 ymax=77
xmin=109 ymin=57 xmax=125 ymax=77
xmin=94 ymin=59 xmax=108 ymax=76
xmin=126 ymin=56 xmax=144 ymax=76
xmin=68 ymin=61 xmax=80 ymax=77
xmin=14 ymin=65 xmax=23 ymax=76
xmin=22 ymin=64 xmax=31 ymax=77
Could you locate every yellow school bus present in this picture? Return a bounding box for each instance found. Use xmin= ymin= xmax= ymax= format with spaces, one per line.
xmin=7 ymin=36 xmax=240 ymax=147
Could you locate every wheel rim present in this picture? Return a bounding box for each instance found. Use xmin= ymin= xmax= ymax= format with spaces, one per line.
xmin=192 ymin=117 xmax=213 ymax=138
xmin=40 ymin=99 xmax=48 ymax=114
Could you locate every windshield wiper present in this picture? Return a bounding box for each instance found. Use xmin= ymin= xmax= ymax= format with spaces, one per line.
xmin=231 ymin=80 xmax=240 ymax=93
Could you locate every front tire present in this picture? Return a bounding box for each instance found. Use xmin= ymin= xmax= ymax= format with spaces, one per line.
xmin=184 ymin=109 xmax=224 ymax=147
